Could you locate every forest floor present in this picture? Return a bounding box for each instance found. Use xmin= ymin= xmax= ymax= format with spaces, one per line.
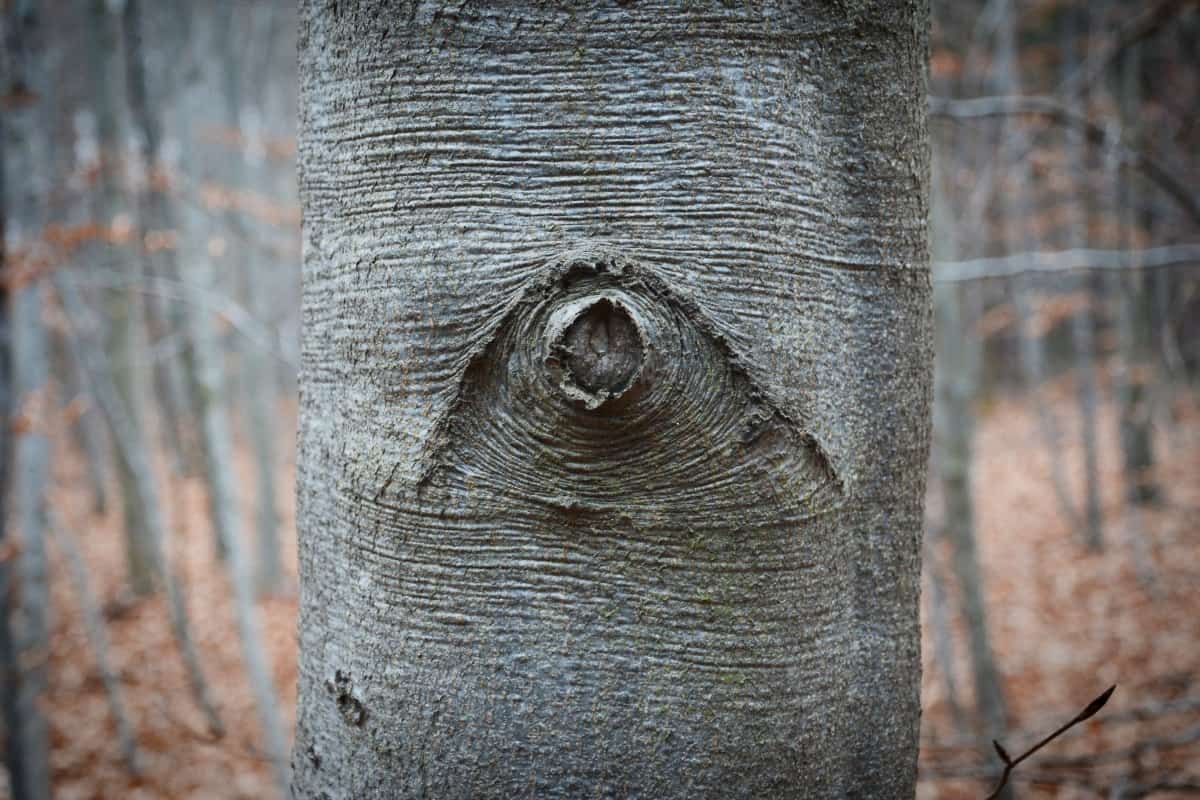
xmin=29 ymin=380 xmax=1200 ymax=799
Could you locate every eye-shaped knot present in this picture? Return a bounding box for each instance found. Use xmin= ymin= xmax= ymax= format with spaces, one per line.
xmin=409 ymin=253 xmax=843 ymax=527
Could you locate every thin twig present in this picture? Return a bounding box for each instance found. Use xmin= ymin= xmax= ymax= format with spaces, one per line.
xmin=986 ymin=685 xmax=1116 ymax=799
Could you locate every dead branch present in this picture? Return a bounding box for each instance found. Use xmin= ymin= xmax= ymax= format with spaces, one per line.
xmin=986 ymin=685 xmax=1116 ymax=799
xmin=934 ymin=244 xmax=1200 ymax=282
xmin=928 ymin=94 xmax=1200 ymax=224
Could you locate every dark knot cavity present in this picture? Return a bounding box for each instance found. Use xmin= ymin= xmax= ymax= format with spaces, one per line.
xmin=545 ymin=295 xmax=647 ymax=412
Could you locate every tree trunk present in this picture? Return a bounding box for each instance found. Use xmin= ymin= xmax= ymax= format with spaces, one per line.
xmin=295 ymin=3 xmax=933 ymax=797
xmin=121 ymin=0 xmax=198 ymax=477
xmin=173 ymin=7 xmax=290 ymax=789
xmin=1113 ymin=42 xmax=1160 ymax=510
xmin=931 ymin=160 xmax=1009 ymax=758
xmin=214 ymin=0 xmax=285 ymax=595
xmin=55 ymin=273 xmax=226 ymax=738
xmin=85 ymin=0 xmax=159 ymax=595
xmin=48 ymin=512 xmax=141 ymax=774
xmin=1062 ymin=1 xmax=1103 ymax=552
xmin=1 ymin=1 xmax=54 ymax=795
xmin=996 ymin=0 xmax=1080 ymax=541
xmin=54 ymin=325 xmax=111 ymax=515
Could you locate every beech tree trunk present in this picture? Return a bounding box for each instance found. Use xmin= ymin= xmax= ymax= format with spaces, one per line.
xmin=295 ymin=3 xmax=933 ymax=797
xmin=86 ymin=0 xmax=159 ymax=594
xmin=2 ymin=2 xmax=53 ymax=796
xmin=122 ymin=0 xmax=197 ymax=477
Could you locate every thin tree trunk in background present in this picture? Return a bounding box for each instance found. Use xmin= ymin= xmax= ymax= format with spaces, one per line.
xmin=183 ymin=228 xmax=290 ymax=794
xmin=935 ymin=280 xmax=1010 ymax=743
xmin=0 ymin=277 xmax=44 ymax=798
xmin=8 ymin=282 xmax=52 ymax=795
xmin=1110 ymin=41 xmax=1161 ymax=595
xmin=1114 ymin=43 xmax=1160 ymax=510
xmin=932 ymin=162 xmax=1009 ymax=775
xmin=48 ymin=513 xmax=141 ymax=774
xmin=85 ymin=0 xmax=158 ymax=595
xmin=1063 ymin=2 xmax=1104 ymax=552
xmin=54 ymin=274 xmax=225 ymax=738
xmin=997 ymin=0 xmax=1081 ymax=542
xmin=1148 ymin=13 xmax=1184 ymax=434
xmin=121 ymin=0 xmax=197 ymax=477
xmin=1 ymin=2 xmax=54 ymax=796
xmin=923 ymin=524 xmax=968 ymax=732
xmin=55 ymin=329 xmax=110 ymax=515
xmin=215 ymin=0 xmax=284 ymax=595
xmin=295 ymin=2 xmax=932 ymax=796
xmin=175 ymin=11 xmax=289 ymax=790
xmin=1 ymin=28 xmax=50 ymax=800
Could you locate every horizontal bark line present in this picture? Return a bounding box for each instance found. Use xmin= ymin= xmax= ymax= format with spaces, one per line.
xmin=934 ymin=244 xmax=1200 ymax=281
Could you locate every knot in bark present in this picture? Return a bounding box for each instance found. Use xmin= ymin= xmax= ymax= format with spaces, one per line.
xmin=545 ymin=295 xmax=646 ymax=412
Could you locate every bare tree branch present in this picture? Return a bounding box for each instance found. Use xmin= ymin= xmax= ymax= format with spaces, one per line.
xmin=1058 ymin=0 xmax=1200 ymax=97
xmin=60 ymin=268 xmax=297 ymax=367
xmin=928 ymin=94 xmax=1200 ymax=224
xmin=986 ymin=685 xmax=1116 ymax=800
xmin=934 ymin=244 xmax=1200 ymax=282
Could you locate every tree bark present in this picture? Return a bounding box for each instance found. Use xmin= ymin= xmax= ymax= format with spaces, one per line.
xmin=295 ymin=3 xmax=933 ymax=797
xmin=85 ymin=0 xmax=159 ymax=595
xmin=1 ymin=1 xmax=54 ymax=795
xmin=931 ymin=160 xmax=1009 ymax=757
xmin=214 ymin=0 xmax=285 ymax=595
xmin=121 ymin=0 xmax=198 ymax=477
xmin=1113 ymin=42 xmax=1160 ymax=509
xmin=1062 ymin=0 xmax=1104 ymax=552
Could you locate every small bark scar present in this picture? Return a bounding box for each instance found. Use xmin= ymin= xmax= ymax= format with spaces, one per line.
xmin=325 ymin=670 xmax=367 ymax=727
xmin=408 ymin=251 xmax=844 ymax=524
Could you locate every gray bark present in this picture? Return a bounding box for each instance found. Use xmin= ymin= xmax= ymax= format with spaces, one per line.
xmin=1062 ymin=2 xmax=1103 ymax=552
xmin=931 ymin=161 xmax=1008 ymax=760
xmin=295 ymin=3 xmax=933 ymax=798
xmin=85 ymin=0 xmax=159 ymax=594
xmin=1 ymin=1 xmax=54 ymax=795
xmin=174 ymin=9 xmax=289 ymax=789
xmin=121 ymin=0 xmax=198 ymax=477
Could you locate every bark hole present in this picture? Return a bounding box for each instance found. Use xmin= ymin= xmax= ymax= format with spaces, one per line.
xmin=546 ymin=296 xmax=646 ymax=411
xmin=325 ymin=670 xmax=366 ymax=727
